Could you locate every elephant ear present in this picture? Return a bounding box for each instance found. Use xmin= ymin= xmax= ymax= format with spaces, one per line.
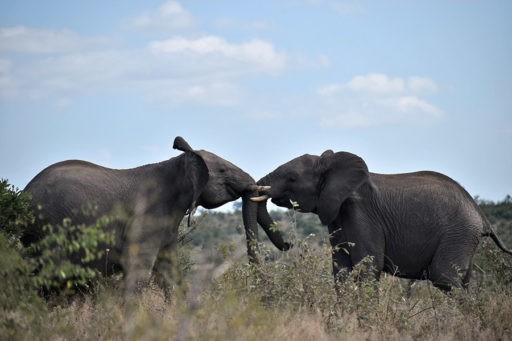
xmin=183 ymin=151 xmax=209 ymax=210
xmin=173 ymin=136 xmax=194 ymax=152
xmin=316 ymin=151 xmax=369 ymax=225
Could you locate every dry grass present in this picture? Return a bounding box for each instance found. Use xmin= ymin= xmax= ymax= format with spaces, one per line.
xmin=2 ymin=239 xmax=512 ymax=340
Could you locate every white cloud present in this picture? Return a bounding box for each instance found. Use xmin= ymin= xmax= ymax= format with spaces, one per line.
xmin=316 ymin=73 xmax=443 ymax=128
xmin=408 ymin=76 xmax=439 ymax=93
xmin=149 ymin=36 xmax=287 ymax=72
xmin=392 ymin=96 xmax=442 ymax=116
xmin=321 ymin=74 xmax=440 ymax=97
xmin=316 ymin=83 xmax=342 ymax=97
xmin=0 ymin=26 xmax=111 ymax=54
xmin=127 ymin=0 xmax=194 ymax=31
xmin=347 ymin=73 xmax=405 ymax=93
xmin=0 ymin=30 xmax=287 ymax=103
xmin=0 ymin=4 xmax=314 ymax=110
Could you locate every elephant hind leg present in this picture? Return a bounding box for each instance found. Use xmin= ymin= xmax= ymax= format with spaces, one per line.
xmin=461 ymin=262 xmax=473 ymax=291
xmin=427 ymin=237 xmax=478 ymax=292
xmin=429 ymin=262 xmax=473 ymax=292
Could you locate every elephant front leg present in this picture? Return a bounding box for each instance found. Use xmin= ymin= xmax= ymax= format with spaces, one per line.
xmin=152 ymin=242 xmax=181 ymax=300
xmin=328 ymin=225 xmax=354 ymax=282
xmin=152 ymin=213 xmax=183 ymax=301
xmin=122 ymin=229 xmax=162 ymax=298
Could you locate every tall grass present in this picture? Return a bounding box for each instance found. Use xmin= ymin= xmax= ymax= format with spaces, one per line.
xmin=2 ymin=231 xmax=511 ymax=340
xmin=1 ymin=180 xmax=511 ymax=340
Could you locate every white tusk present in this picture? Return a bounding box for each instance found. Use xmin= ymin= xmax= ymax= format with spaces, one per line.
xmin=187 ymin=206 xmax=197 ymax=227
xmin=257 ymin=185 xmax=271 ymax=192
xmin=250 ymin=195 xmax=270 ymax=202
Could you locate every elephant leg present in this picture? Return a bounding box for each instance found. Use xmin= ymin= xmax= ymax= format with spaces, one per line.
xmin=328 ymin=225 xmax=353 ymax=281
xmin=428 ymin=236 xmax=479 ymax=291
xmin=123 ymin=211 xmax=170 ymax=298
xmin=461 ymin=261 xmax=473 ymax=291
xmin=331 ymin=247 xmax=353 ymax=281
xmin=348 ymin=245 xmax=384 ymax=282
xmin=152 ymin=214 xmax=183 ymax=300
xmin=123 ymin=234 xmax=161 ymax=297
xmin=152 ymin=247 xmax=180 ymax=301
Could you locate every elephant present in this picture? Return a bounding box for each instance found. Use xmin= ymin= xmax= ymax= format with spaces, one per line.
xmin=251 ymin=150 xmax=512 ymax=291
xmin=22 ymin=136 xmax=290 ymax=296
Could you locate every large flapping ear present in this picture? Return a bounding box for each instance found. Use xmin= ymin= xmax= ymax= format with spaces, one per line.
xmin=316 ymin=151 xmax=369 ymax=225
xmin=173 ymin=136 xmax=194 ymax=152
xmin=183 ymin=152 xmax=209 ymax=210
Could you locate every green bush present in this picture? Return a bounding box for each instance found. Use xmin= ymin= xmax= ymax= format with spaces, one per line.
xmin=0 ymin=179 xmax=34 ymax=241
xmin=27 ymin=216 xmax=115 ymax=295
xmin=0 ymin=179 xmax=116 ymax=297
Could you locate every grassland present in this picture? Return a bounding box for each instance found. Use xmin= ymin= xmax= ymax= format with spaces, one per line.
xmin=1 ymin=184 xmax=511 ymax=340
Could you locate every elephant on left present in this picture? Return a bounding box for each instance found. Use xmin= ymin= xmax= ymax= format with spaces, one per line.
xmin=21 ymin=136 xmax=290 ymax=297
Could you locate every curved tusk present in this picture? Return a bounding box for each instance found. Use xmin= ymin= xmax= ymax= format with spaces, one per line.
xmin=250 ymin=195 xmax=270 ymax=202
xmin=187 ymin=206 xmax=197 ymax=227
xmin=257 ymin=185 xmax=271 ymax=192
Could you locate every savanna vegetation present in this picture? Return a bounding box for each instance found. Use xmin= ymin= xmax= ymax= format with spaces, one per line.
xmin=1 ymin=179 xmax=511 ymax=340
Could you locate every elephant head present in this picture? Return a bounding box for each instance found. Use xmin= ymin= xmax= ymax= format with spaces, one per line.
xmin=173 ymin=137 xmax=290 ymax=262
xmin=252 ymin=150 xmax=370 ymax=225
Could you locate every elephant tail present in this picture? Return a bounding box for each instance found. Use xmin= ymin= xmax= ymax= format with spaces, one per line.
xmin=477 ymin=202 xmax=512 ymax=256
xmin=483 ymin=226 xmax=512 ymax=256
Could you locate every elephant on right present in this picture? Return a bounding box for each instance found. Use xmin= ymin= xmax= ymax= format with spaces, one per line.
xmin=252 ymin=150 xmax=512 ymax=291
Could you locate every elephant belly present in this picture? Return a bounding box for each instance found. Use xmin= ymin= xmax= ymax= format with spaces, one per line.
xmin=382 ymin=248 xmax=433 ymax=279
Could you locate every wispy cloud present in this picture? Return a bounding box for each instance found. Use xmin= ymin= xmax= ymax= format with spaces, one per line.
xmin=0 ymin=26 xmax=112 ymax=54
xmin=126 ymin=0 xmax=195 ymax=32
xmin=316 ymin=73 xmax=443 ymax=128
xmin=0 ymin=0 xmax=294 ymax=106
xmin=149 ymin=35 xmax=287 ymax=72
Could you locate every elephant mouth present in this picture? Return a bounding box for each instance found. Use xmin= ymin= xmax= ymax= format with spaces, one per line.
xmin=271 ymin=197 xmax=293 ymax=208
xmin=226 ymin=185 xmax=239 ymax=199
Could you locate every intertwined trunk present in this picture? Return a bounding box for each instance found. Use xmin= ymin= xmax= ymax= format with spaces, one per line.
xmin=242 ymin=192 xmax=290 ymax=264
xmin=242 ymin=192 xmax=260 ymax=263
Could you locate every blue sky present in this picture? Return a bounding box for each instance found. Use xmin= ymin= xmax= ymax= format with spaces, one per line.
xmin=1 ymin=1 xmax=511 ymax=210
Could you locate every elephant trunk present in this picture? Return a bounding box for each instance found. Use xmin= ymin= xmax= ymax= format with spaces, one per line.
xmin=242 ymin=191 xmax=261 ymax=264
xmin=252 ymin=174 xmax=291 ymax=251
xmin=242 ymin=191 xmax=291 ymax=264
xmin=256 ymin=201 xmax=291 ymax=251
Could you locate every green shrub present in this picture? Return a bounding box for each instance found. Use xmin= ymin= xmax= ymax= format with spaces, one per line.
xmin=27 ymin=216 xmax=115 ymax=296
xmin=0 ymin=179 xmax=117 ymax=297
xmin=0 ymin=179 xmax=34 ymax=242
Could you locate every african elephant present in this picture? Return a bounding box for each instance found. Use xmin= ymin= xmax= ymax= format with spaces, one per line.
xmin=22 ymin=136 xmax=289 ymax=296
xmin=252 ymin=150 xmax=512 ymax=291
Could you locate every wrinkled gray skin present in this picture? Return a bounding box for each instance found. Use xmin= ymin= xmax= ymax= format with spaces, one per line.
xmin=23 ymin=136 xmax=289 ymax=296
xmin=255 ymin=150 xmax=512 ymax=291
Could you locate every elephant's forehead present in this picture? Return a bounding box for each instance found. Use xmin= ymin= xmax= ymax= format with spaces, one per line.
xmin=276 ymin=154 xmax=319 ymax=172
